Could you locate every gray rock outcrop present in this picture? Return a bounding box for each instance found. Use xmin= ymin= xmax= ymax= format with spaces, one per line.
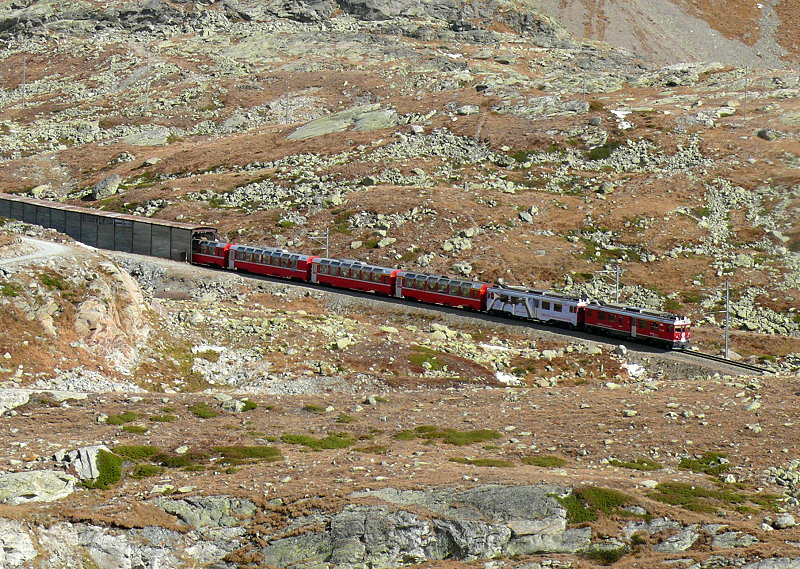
xmin=91 ymin=174 xmax=122 ymax=200
xmin=0 ymin=519 xmax=37 ymax=568
xmin=55 ymin=445 xmax=111 ymax=480
xmin=288 ymin=104 xmax=399 ymax=140
xmin=0 ymin=471 xmax=77 ymax=504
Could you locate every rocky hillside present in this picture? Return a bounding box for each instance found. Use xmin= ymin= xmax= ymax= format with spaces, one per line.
xmin=0 ymin=0 xmax=799 ymax=357
xmin=1 ymin=1 xmax=800 ymax=568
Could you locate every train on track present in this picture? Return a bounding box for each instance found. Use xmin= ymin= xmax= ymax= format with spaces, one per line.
xmin=193 ymin=239 xmax=692 ymax=349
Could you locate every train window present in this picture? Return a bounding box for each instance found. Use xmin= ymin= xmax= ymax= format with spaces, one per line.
xmin=651 ymin=322 xmax=659 ymax=331
xmin=598 ymin=312 xmax=606 ymax=320
xmin=554 ymin=303 xmax=562 ymax=312
xmin=542 ymin=301 xmax=551 ymax=310
xmin=291 ymin=257 xmax=298 ymax=269
xmin=461 ymin=284 xmax=471 ymax=296
xmin=608 ymin=314 xmax=616 ymax=323
xmin=569 ymin=306 xmax=576 ymax=313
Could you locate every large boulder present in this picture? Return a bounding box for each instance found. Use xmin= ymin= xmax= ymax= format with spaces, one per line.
xmin=91 ymin=174 xmax=122 ymax=200
xmin=0 ymin=519 xmax=37 ymax=568
xmin=55 ymin=445 xmax=111 ymax=480
xmin=0 ymin=390 xmax=31 ymax=415
xmin=157 ymin=496 xmax=257 ymax=528
xmin=288 ymin=104 xmax=399 ymax=140
xmin=0 ymin=471 xmax=77 ymax=505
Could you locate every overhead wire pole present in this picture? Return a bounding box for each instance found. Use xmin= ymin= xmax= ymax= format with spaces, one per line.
xmin=310 ymin=228 xmax=330 ymax=258
xmin=597 ymin=264 xmax=623 ymax=303
xmin=701 ymin=279 xmax=731 ymax=359
xmin=724 ymin=279 xmax=730 ymax=360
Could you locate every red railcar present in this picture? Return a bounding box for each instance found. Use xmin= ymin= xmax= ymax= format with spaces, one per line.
xmin=192 ymin=240 xmax=232 ymax=268
xmin=228 ymin=244 xmax=315 ymax=281
xmin=395 ymin=271 xmax=489 ymax=310
xmin=310 ymin=258 xmax=398 ymax=295
xmin=583 ymin=303 xmax=691 ymax=348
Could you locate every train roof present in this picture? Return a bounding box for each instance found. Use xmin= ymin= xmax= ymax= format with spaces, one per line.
xmin=488 ymin=284 xmax=587 ymax=303
xmin=312 ymin=257 xmax=395 ymax=271
xmin=587 ymin=300 xmax=690 ymax=323
xmin=0 ymin=192 xmax=216 ymax=233
xmin=397 ymin=270 xmax=488 ymax=287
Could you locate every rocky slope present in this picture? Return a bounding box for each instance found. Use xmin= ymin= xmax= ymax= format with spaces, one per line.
xmin=1 ymin=1 xmax=800 ymax=568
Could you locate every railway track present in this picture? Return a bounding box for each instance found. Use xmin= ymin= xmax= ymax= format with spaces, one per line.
xmin=677 ymin=350 xmax=771 ymax=375
xmin=119 ymin=253 xmax=778 ymax=377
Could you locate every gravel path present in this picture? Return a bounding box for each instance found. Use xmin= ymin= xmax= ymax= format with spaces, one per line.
xmin=0 ymin=237 xmax=71 ymax=266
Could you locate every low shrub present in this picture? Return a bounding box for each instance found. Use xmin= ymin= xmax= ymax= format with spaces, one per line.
xmin=523 ymin=455 xmax=567 ymax=468
xmin=281 ymin=432 xmax=356 ymax=451
xmin=449 ymin=457 xmax=514 ymax=467
xmin=38 ymin=272 xmax=69 ymax=291
xmin=0 ymin=282 xmax=21 ymax=297
xmin=149 ymin=414 xmax=178 ymax=422
xmin=114 ymin=445 xmax=160 ymax=460
xmin=122 ymin=425 xmax=148 ymax=434
xmin=106 ymin=411 xmax=138 ymax=425
xmin=580 ymin=545 xmax=628 ymax=565
xmin=83 ymin=450 xmax=122 ymax=489
xmin=211 ymin=445 xmax=282 ymax=463
xmin=608 ymin=458 xmax=662 ymax=471
xmin=557 ymin=492 xmax=597 ymax=524
xmin=188 ymin=402 xmax=219 ymax=419
xmin=131 ymin=464 xmax=164 ymax=478
xmin=354 ymin=445 xmax=389 ymax=454
xmin=679 ymin=451 xmax=730 ymax=475
xmin=558 ymin=486 xmax=636 ymax=524
xmin=393 ymin=425 xmax=501 ymax=446
xmin=648 ymin=481 xmax=780 ymax=514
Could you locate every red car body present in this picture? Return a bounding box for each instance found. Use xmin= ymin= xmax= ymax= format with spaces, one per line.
xmin=310 ymin=258 xmax=399 ymax=295
xmin=395 ymin=271 xmax=489 ymax=310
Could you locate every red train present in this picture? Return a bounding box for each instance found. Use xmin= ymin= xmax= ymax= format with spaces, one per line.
xmin=192 ymin=239 xmax=691 ymax=349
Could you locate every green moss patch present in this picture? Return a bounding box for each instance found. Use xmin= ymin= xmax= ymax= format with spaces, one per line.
xmin=281 ymin=432 xmax=356 ymax=451
xmin=149 ymin=414 xmax=178 ymax=422
xmin=122 ymin=425 xmax=148 ymax=434
xmin=449 ymin=457 xmax=514 ymax=467
xmin=608 ymin=458 xmax=662 ymax=471
xmin=558 ymin=487 xmax=636 ymax=524
xmin=354 ymin=445 xmax=389 ymax=454
xmin=38 ymin=272 xmax=69 ymax=291
xmin=679 ymin=452 xmax=730 ymax=476
xmin=523 ymin=455 xmax=567 ymax=468
xmin=211 ymin=445 xmax=282 ymax=463
xmin=106 ymin=411 xmax=138 ymax=425
xmin=82 ymin=450 xmax=123 ymax=489
xmin=648 ymin=482 xmax=780 ymax=514
xmin=188 ymin=402 xmax=219 ymax=419
xmin=579 ymin=544 xmax=628 ymax=566
xmin=394 ymin=425 xmax=501 ymax=446
xmin=302 ymin=404 xmax=326 ymax=414
xmin=409 ymin=345 xmax=446 ymax=371
xmin=131 ymin=464 xmax=165 ymax=478
xmin=114 ymin=445 xmax=161 ymax=460
xmin=0 ymin=282 xmax=21 ymax=297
